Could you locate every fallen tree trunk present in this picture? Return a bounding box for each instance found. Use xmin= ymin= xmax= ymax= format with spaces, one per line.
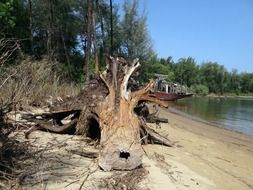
xmin=8 ymin=56 xmax=172 ymax=171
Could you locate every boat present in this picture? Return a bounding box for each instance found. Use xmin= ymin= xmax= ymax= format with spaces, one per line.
xmin=149 ymin=74 xmax=193 ymax=101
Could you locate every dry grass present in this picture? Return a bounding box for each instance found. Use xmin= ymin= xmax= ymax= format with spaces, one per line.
xmin=0 ymin=57 xmax=81 ymax=109
xmin=0 ymin=56 xmax=82 ymax=187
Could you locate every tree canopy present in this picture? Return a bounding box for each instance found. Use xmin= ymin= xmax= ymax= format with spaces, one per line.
xmin=0 ymin=0 xmax=252 ymax=95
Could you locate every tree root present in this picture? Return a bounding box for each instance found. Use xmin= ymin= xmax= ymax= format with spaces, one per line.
xmin=15 ymin=107 xmax=173 ymax=147
xmin=25 ymin=118 xmax=78 ymax=138
xmin=140 ymin=124 xmax=173 ymax=147
xmin=145 ymin=126 xmax=173 ymax=147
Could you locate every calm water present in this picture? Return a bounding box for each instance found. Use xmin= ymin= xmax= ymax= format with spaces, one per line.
xmin=170 ymin=97 xmax=253 ymax=136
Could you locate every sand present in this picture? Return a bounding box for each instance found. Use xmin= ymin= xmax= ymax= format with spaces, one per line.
xmin=6 ymin=106 xmax=253 ymax=190
xmin=143 ymin=107 xmax=253 ymax=190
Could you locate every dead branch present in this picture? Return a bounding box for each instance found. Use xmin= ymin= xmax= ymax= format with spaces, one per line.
xmin=145 ymin=126 xmax=173 ymax=147
xmin=69 ymin=150 xmax=98 ymax=159
xmin=0 ymin=71 xmax=17 ymax=90
xmin=29 ymin=118 xmax=78 ymax=135
xmin=139 ymin=118 xmax=173 ymax=147
xmin=0 ymin=38 xmax=22 ymax=66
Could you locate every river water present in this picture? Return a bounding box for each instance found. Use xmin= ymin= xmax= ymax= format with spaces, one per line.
xmin=170 ymin=97 xmax=253 ymax=136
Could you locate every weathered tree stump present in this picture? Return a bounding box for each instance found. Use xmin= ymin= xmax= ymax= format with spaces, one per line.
xmin=13 ymin=57 xmax=172 ymax=171
xmin=77 ymin=57 xmax=169 ymax=171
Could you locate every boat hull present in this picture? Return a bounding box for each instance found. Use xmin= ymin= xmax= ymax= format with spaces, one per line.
xmin=149 ymin=91 xmax=193 ymax=101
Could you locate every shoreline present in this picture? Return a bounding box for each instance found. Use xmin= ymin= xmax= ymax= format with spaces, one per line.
xmin=168 ymin=106 xmax=253 ymax=139
xmin=161 ymin=107 xmax=253 ymax=151
xmin=205 ymin=94 xmax=253 ymax=99
xmin=143 ymin=106 xmax=253 ymax=189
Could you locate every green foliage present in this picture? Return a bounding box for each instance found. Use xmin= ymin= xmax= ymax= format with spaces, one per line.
xmin=199 ymin=62 xmax=227 ymax=94
xmin=0 ymin=0 xmax=29 ymax=40
xmin=191 ymin=84 xmax=209 ymax=96
xmin=240 ymin=73 xmax=253 ymax=93
xmin=226 ymin=69 xmax=241 ymax=94
xmin=1 ymin=0 xmax=253 ymax=96
xmin=174 ymin=57 xmax=199 ymax=87
xmin=120 ymin=0 xmax=153 ymax=61
xmin=142 ymin=55 xmax=253 ymax=95
xmin=145 ymin=56 xmax=175 ymax=81
xmin=0 ymin=0 xmax=16 ymax=29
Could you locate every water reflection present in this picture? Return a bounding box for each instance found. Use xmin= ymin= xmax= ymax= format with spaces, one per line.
xmin=171 ymin=97 xmax=253 ymax=136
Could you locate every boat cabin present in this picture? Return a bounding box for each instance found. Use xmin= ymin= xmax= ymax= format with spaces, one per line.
xmin=153 ymin=74 xmax=187 ymax=95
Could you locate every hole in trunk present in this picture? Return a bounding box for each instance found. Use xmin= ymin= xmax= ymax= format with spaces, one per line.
xmin=87 ymin=117 xmax=101 ymax=140
xmin=119 ymin=151 xmax=130 ymax=159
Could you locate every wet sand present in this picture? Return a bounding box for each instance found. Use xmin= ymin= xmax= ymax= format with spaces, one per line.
xmin=143 ymin=106 xmax=253 ymax=190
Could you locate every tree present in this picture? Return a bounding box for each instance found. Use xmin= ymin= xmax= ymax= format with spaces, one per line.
xmin=216 ymin=65 xmax=226 ymax=94
xmin=120 ymin=0 xmax=153 ymax=61
xmin=240 ymin=73 xmax=253 ymax=93
xmin=0 ymin=0 xmax=30 ymax=42
xmin=92 ymin=0 xmax=99 ymax=74
xmin=0 ymin=0 xmax=16 ymax=37
xmin=174 ymin=57 xmax=198 ymax=87
xmin=199 ymin=62 xmax=228 ymax=94
xmin=46 ymin=0 xmax=56 ymax=76
xmin=144 ymin=56 xmax=175 ymax=81
xmin=228 ymin=69 xmax=241 ymax=94
xmin=109 ymin=0 xmax=113 ymax=55
xmin=27 ymin=0 xmax=34 ymax=54
xmin=119 ymin=0 xmax=154 ymax=83
xmin=84 ymin=0 xmax=92 ymax=83
xmin=192 ymin=84 xmax=209 ymax=96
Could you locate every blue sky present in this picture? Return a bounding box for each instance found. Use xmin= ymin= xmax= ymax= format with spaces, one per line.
xmin=116 ymin=0 xmax=253 ymax=72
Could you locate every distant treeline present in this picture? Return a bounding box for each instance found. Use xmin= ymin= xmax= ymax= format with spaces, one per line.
xmin=1 ymin=0 xmax=253 ymax=95
xmin=146 ymin=56 xmax=253 ymax=95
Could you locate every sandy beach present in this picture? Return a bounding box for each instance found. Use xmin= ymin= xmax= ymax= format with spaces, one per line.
xmin=7 ymin=106 xmax=253 ymax=190
xmin=142 ymin=106 xmax=253 ymax=190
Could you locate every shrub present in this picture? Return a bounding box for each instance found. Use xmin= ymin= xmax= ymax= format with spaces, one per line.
xmin=192 ymin=84 xmax=209 ymax=96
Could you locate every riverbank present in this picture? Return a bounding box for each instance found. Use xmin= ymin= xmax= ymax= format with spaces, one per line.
xmin=172 ymin=96 xmax=253 ymax=136
xmin=3 ymin=105 xmax=253 ymax=189
xmin=206 ymin=93 xmax=253 ymax=99
xmin=144 ymin=106 xmax=253 ymax=189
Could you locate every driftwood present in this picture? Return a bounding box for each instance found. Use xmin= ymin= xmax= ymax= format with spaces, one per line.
xmin=134 ymin=103 xmax=169 ymax=123
xmin=9 ymin=56 xmax=173 ymax=171
xmin=69 ymin=150 xmax=98 ymax=159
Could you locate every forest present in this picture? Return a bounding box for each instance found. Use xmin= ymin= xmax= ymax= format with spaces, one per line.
xmin=1 ymin=0 xmax=253 ymax=97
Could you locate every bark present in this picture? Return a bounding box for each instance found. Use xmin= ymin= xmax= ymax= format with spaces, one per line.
xmin=93 ymin=1 xmax=99 ymax=75
xmin=99 ymin=9 xmax=106 ymax=53
xmin=110 ymin=0 xmax=113 ymax=55
xmin=61 ymin=31 xmax=71 ymax=67
xmin=28 ymin=0 xmax=34 ymax=55
xmin=47 ymin=0 xmax=56 ymax=80
xmin=85 ymin=0 xmax=92 ymax=83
